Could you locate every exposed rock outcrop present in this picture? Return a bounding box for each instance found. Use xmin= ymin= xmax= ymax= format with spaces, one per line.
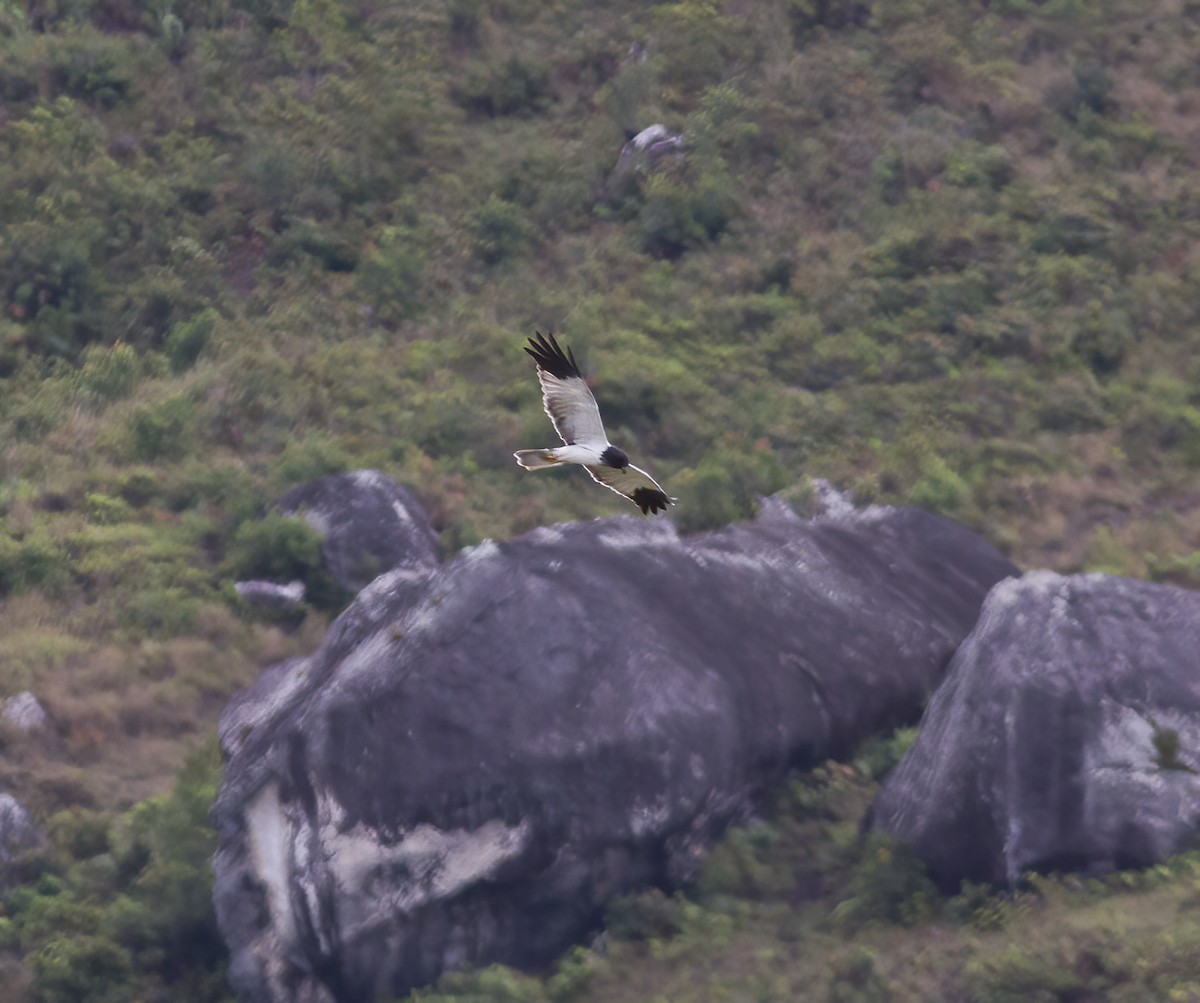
xmin=0 ymin=794 xmax=44 ymax=890
xmin=870 ymin=570 xmax=1200 ymax=888
xmin=279 ymin=470 xmax=438 ymax=592
xmin=609 ymin=123 xmax=686 ymax=192
xmin=213 ymin=497 xmax=1016 ymax=1002
xmin=3 ymin=692 xmax=47 ymax=732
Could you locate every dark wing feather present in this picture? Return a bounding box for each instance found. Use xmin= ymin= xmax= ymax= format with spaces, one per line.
xmin=524 ymin=332 xmax=607 ymax=447
xmin=584 ymin=462 xmax=674 ymax=515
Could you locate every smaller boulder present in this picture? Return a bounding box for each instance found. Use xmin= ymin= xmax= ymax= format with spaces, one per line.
xmin=3 ymin=692 xmax=47 ymax=733
xmin=0 ymin=794 xmax=44 ymax=889
xmin=279 ymin=470 xmax=438 ymax=592
xmin=610 ymin=124 xmax=685 ymax=186
xmin=870 ymin=570 xmax=1200 ymax=887
xmin=623 ymin=123 xmax=685 ymax=157
xmin=234 ymin=580 xmax=306 ymax=613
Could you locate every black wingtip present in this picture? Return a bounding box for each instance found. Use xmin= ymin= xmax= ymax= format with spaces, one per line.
xmin=524 ymin=330 xmax=581 ymax=380
xmin=631 ymin=487 xmax=673 ymax=516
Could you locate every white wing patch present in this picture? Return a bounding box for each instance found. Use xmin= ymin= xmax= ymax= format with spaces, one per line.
xmin=536 ymin=369 xmax=607 ymax=447
xmin=524 ymin=332 xmax=608 ymax=447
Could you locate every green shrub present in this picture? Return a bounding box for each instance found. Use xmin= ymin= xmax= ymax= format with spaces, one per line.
xmin=637 ymin=170 xmax=737 ymax=259
xmin=224 ymin=513 xmax=348 ymax=610
xmin=118 ymin=741 xmax=227 ymax=970
xmin=475 ymin=195 xmax=534 ymax=264
xmin=944 ymin=880 xmax=1013 ymax=931
xmin=0 ymin=532 xmax=71 ymax=595
xmin=830 ymin=834 xmax=939 ymax=931
xmin=457 ymin=55 xmax=552 ymax=118
xmin=164 ymin=310 xmax=215 ymax=374
xmin=126 ymin=394 xmax=198 ymax=461
xmin=48 ymin=808 xmax=111 ymax=861
xmin=1148 ymin=550 xmax=1200 ymax=589
xmin=357 ymin=225 xmax=426 ymax=321
xmin=417 ymin=964 xmax=550 ymax=1002
xmin=945 ymin=142 xmax=1015 ymax=190
xmin=906 ymin=455 xmax=970 ymax=518
xmin=963 ymin=945 xmax=1091 ymax=1003
xmin=86 ymin=492 xmax=134 ymax=524
xmin=1071 ymin=300 xmax=1133 ymax=375
xmin=75 ymin=342 xmax=142 ymax=401
xmin=545 ymin=945 xmax=600 ymax=1001
xmin=853 ymin=728 xmax=918 ymax=781
xmin=224 ymin=514 xmax=322 ymax=582
xmin=826 ymin=947 xmax=889 ymax=1003
xmin=673 ymin=438 xmax=785 ymax=534
xmin=604 ymin=888 xmax=686 ymax=942
xmin=31 ymin=934 xmax=134 ymax=1003
xmin=272 ymin=434 xmax=354 ymax=489
xmin=692 ymin=824 xmax=781 ymax=900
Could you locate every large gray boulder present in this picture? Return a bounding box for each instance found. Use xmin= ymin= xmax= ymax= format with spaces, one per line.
xmin=213 ymin=496 xmax=1016 ymax=1002
xmin=279 ymin=470 xmax=438 ymax=591
xmin=870 ymin=570 xmax=1200 ymax=888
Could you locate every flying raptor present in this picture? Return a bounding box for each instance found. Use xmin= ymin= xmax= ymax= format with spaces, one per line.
xmin=514 ymin=332 xmax=675 ymax=515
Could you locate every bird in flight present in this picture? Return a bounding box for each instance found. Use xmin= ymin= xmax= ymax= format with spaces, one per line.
xmin=515 ymin=332 xmax=674 ymax=515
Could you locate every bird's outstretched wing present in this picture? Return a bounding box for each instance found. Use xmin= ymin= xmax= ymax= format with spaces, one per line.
xmin=585 ymin=463 xmax=675 ymax=515
xmin=524 ymin=332 xmax=607 ymax=447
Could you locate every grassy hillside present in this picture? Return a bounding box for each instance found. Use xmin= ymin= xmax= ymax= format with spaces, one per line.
xmin=2 ymin=0 xmax=1200 ymax=998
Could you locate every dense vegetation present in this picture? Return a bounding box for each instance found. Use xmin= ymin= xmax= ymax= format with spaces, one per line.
xmin=3 ymin=0 xmax=1200 ymax=998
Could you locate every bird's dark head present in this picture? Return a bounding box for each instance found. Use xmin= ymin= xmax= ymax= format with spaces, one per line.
xmin=599 ymin=445 xmax=629 ymax=470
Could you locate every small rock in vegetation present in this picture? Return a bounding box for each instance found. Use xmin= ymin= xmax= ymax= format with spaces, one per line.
xmin=2 ymin=692 xmax=47 ymax=733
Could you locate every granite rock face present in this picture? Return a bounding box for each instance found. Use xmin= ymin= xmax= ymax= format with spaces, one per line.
xmin=870 ymin=570 xmax=1200 ymax=887
xmin=279 ymin=470 xmax=438 ymax=591
xmin=213 ymin=496 xmax=1016 ymax=1002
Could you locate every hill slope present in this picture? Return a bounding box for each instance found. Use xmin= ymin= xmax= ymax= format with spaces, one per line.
xmin=2 ymin=0 xmax=1200 ymax=999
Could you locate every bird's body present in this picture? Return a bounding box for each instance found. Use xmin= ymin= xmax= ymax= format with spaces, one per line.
xmin=515 ymin=332 xmax=674 ymax=515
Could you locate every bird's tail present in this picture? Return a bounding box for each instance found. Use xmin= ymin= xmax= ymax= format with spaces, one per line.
xmin=514 ymin=448 xmax=564 ymax=470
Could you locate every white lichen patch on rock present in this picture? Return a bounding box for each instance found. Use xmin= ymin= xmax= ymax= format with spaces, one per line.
xmin=597 ymin=518 xmax=678 ymax=551
xmin=810 ymin=479 xmax=892 ymax=524
xmin=324 ymin=812 xmax=532 ymax=920
xmin=245 ymin=783 xmax=297 ymax=949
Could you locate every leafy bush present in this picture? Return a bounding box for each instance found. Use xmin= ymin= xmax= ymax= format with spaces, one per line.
xmin=125 ymin=395 xmax=198 ymax=461
xmin=853 ymin=727 xmax=918 ymax=781
xmin=457 ymin=54 xmax=552 ymax=118
xmin=165 ymin=310 xmax=216 ymax=374
xmin=604 ymin=889 xmax=686 ymax=942
xmin=906 ymin=454 xmax=971 ymax=519
xmin=3 ymin=743 xmax=228 ymax=1003
xmin=637 ymin=170 xmax=737 ymax=259
xmin=224 ymin=513 xmax=348 ymax=610
xmin=74 ymin=342 xmax=142 ymax=402
xmin=30 ymin=935 xmax=134 ymax=1003
xmin=829 ymin=834 xmax=940 ymax=931
xmin=475 ymin=195 xmax=535 ymax=264
xmin=673 ymin=437 xmax=785 ymax=533
xmin=0 ymin=532 xmax=71 ymax=595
